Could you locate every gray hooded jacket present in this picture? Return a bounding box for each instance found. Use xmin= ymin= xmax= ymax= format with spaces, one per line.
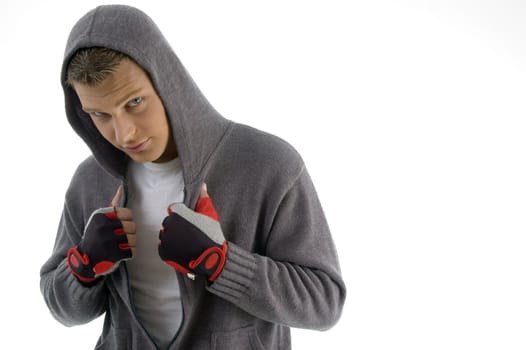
xmin=40 ymin=5 xmax=346 ymax=350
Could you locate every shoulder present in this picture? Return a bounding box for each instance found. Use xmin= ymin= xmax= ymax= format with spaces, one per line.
xmin=74 ymin=155 xmax=104 ymax=174
xmin=226 ymin=123 xmax=305 ymax=178
xmin=69 ymin=156 xmax=113 ymax=187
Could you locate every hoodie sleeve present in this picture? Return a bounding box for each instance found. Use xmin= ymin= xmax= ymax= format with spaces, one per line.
xmin=208 ymin=165 xmax=346 ymax=330
xmin=40 ymin=172 xmax=109 ymax=326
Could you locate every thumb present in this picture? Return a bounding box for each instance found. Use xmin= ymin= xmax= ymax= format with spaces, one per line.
xmin=200 ymin=183 xmax=210 ymax=199
xmin=196 ymin=183 xmax=219 ymax=221
xmin=110 ymin=185 xmax=123 ymax=207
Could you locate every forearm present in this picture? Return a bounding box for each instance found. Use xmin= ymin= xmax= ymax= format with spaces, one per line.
xmin=207 ymin=166 xmax=346 ymax=329
xmin=208 ymin=243 xmax=346 ymax=330
xmin=40 ymin=256 xmax=107 ymax=326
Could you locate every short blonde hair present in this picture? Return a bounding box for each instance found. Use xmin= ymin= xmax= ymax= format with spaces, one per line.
xmin=66 ymin=47 xmax=129 ymax=86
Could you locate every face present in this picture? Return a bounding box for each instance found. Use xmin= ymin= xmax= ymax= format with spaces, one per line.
xmin=73 ymin=59 xmax=177 ymax=163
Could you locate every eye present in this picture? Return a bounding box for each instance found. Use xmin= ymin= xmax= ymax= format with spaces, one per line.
xmin=127 ymin=97 xmax=143 ymax=107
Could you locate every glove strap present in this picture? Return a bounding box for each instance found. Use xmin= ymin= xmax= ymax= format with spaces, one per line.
xmin=67 ymin=247 xmax=97 ymax=283
xmin=189 ymin=241 xmax=228 ymax=281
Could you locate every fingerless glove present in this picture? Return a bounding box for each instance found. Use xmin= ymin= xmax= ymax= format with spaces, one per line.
xmin=67 ymin=207 xmax=132 ymax=283
xmin=158 ymin=197 xmax=227 ymax=282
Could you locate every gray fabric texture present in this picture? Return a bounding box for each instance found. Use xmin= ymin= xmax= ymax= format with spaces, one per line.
xmin=40 ymin=4 xmax=346 ymax=350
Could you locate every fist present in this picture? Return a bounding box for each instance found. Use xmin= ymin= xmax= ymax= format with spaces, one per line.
xmin=67 ymin=186 xmax=136 ymax=283
xmin=158 ymin=184 xmax=227 ymax=281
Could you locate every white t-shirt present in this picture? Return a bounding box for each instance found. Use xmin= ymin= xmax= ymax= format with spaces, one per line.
xmin=126 ymin=158 xmax=184 ymax=349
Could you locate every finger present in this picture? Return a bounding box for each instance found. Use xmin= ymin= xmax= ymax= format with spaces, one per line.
xmin=126 ymin=233 xmax=137 ymax=257
xmin=121 ymin=220 xmax=136 ymax=234
xmin=195 ymin=188 xmax=219 ymax=221
xmin=200 ymin=183 xmax=209 ymax=198
xmin=110 ymin=185 xmax=123 ymax=207
xmin=126 ymin=233 xmax=136 ymax=248
xmin=115 ymin=207 xmax=133 ymax=221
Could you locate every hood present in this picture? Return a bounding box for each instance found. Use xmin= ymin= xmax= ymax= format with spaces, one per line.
xmin=61 ymin=5 xmax=231 ymax=185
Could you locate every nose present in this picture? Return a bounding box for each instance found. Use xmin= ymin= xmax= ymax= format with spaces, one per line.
xmin=112 ymin=114 xmax=137 ymax=144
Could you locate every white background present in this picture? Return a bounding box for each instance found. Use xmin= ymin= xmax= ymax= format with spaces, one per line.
xmin=2 ymin=0 xmax=526 ymax=349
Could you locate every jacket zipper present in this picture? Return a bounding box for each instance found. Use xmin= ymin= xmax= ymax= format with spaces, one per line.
xmin=122 ymin=183 xmax=188 ymax=349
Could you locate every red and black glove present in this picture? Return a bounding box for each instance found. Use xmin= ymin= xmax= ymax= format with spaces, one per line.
xmin=158 ymin=188 xmax=227 ymax=282
xmin=67 ymin=207 xmax=132 ymax=283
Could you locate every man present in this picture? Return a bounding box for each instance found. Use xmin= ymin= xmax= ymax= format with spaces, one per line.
xmin=40 ymin=5 xmax=346 ymax=349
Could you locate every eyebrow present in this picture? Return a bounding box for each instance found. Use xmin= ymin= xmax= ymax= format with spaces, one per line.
xmin=115 ymin=88 xmax=144 ymax=107
xmin=81 ymin=87 xmax=145 ymax=113
xmin=81 ymin=107 xmax=102 ymax=113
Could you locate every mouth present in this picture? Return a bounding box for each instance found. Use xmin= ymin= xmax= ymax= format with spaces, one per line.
xmin=124 ymin=138 xmax=150 ymax=153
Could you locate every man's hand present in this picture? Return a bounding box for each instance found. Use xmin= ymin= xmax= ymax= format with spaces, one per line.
xmin=67 ymin=186 xmax=136 ymax=283
xmin=158 ymin=184 xmax=227 ymax=282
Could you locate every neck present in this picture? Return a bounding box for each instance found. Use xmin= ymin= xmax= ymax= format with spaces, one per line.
xmin=153 ymin=137 xmax=178 ymax=163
